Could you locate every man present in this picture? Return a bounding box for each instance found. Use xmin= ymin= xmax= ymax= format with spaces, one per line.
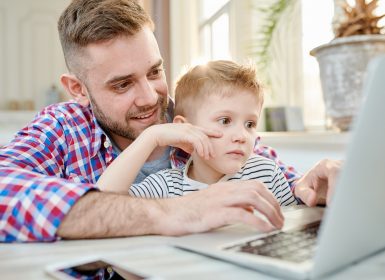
xmin=0 ymin=0 xmax=341 ymax=242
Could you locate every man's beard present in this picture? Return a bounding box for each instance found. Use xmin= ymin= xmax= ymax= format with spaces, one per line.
xmin=89 ymin=93 xmax=168 ymax=141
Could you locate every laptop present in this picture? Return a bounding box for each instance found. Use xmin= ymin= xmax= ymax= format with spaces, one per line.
xmin=173 ymin=56 xmax=385 ymax=279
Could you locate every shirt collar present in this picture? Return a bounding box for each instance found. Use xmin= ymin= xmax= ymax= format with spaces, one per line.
xmin=182 ymin=158 xmax=208 ymax=190
xmin=182 ymin=157 xmax=234 ymax=187
xmin=90 ymin=113 xmax=106 ymax=158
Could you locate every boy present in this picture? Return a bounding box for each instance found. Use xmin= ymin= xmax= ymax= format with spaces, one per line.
xmin=98 ymin=60 xmax=297 ymax=207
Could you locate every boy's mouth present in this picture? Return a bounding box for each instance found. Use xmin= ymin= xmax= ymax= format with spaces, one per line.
xmin=226 ymin=150 xmax=245 ymax=157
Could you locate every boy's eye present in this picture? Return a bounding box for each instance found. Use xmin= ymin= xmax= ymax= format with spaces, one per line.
xmin=245 ymin=121 xmax=257 ymax=129
xmin=218 ymin=117 xmax=231 ymax=125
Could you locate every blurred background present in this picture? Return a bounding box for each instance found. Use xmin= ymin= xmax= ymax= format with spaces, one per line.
xmin=0 ymin=0 xmax=338 ymax=126
xmin=1 ymin=0 xmax=383 ymax=171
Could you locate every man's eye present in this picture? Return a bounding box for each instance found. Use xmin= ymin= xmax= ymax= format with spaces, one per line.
xmin=148 ymin=68 xmax=163 ymax=78
xmin=245 ymin=121 xmax=257 ymax=129
xmin=113 ymin=81 xmax=133 ymax=92
xmin=218 ymin=117 xmax=231 ymax=125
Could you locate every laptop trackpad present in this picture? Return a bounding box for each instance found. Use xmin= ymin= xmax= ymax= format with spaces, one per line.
xmin=283 ymin=205 xmax=324 ymax=230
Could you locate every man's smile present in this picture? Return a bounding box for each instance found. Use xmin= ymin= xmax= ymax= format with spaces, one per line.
xmin=130 ymin=107 xmax=158 ymax=124
xmin=132 ymin=109 xmax=156 ymax=119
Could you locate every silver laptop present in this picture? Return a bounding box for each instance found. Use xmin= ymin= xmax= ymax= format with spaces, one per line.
xmin=173 ymin=56 xmax=385 ymax=279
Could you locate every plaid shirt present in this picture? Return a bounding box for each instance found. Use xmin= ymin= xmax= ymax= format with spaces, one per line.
xmin=0 ymin=102 xmax=301 ymax=242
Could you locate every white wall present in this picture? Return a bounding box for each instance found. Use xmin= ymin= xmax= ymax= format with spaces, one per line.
xmin=0 ymin=0 xmax=69 ymax=111
xmin=258 ymin=132 xmax=348 ymax=173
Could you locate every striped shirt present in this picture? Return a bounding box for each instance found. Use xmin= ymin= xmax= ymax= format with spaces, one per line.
xmin=0 ymin=101 xmax=300 ymax=242
xmin=130 ymin=155 xmax=298 ymax=206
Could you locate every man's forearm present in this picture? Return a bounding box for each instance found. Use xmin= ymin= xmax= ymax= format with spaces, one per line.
xmin=56 ymin=191 xmax=163 ymax=239
xmin=57 ymin=180 xmax=287 ymax=240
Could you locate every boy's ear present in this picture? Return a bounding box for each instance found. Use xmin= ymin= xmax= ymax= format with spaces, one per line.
xmin=173 ymin=115 xmax=188 ymax=123
xmin=60 ymin=73 xmax=90 ymax=107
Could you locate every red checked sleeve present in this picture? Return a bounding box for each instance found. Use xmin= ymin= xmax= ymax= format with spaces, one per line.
xmin=0 ymin=167 xmax=95 ymax=242
xmin=0 ymin=104 xmax=103 ymax=242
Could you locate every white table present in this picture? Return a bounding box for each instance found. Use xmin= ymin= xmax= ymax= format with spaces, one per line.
xmin=1 ymin=233 xmax=385 ymax=280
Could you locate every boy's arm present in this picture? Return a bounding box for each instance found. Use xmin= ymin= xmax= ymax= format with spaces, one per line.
xmin=96 ymin=127 xmax=160 ymax=193
xmin=97 ymin=123 xmax=222 ymax=193
xmin=255 ymin=139 xmax=341 ymax=206
xmin=271 ymin=164 xmax=299 ymax=206
xmin=254 ymin=141 xmax=301 ymax=189
xmin=129 ymin=169 xmax=174 ymax=198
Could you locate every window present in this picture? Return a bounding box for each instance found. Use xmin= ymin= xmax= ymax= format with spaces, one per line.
xmin=195 ymin=0 xmax=334 ymax=128
xmin=198 ymin=0 xmax=231 ymax=60
xmin=170 ymin=0 xmax=343 ymax=130
xmin=169 ymin=0 xmax=245 ymax=95
xmin=301 ymin=0 xmax=334 ymax=128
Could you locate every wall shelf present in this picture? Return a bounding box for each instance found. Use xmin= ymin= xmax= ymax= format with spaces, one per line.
xmin=258 ymin=131 xmax=350 ymax=147
xmin=257 ymin=131 xmax=349 ymax=173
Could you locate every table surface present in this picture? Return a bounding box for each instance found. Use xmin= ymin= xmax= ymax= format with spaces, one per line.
xmin=2 ymin=232 xmax=385 ymax=280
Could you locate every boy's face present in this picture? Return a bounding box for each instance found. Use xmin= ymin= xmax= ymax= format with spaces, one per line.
xmin=190 ymin=89 xmax=262 ymax=178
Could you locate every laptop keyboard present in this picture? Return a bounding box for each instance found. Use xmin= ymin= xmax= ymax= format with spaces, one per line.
xmin=225 ymin=221 xmax=321 ymax=263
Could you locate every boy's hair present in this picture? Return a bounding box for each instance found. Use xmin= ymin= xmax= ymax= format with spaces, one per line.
xmin=174 ymin=60 xmax=263 ymax=117
xmin=58 ymin=0 xmax=153 ymax=78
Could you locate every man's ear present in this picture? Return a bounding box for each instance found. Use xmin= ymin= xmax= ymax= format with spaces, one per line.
xmin=173 ymin=115 xmax=188 ymax=123
xmin=60 ymin=74 xmax=90 ymax=107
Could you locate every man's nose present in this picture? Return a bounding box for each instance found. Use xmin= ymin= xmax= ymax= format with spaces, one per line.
xmin=134 ymin=79 xmax=158 ymax=107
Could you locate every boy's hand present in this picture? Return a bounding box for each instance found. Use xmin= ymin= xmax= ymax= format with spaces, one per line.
xmin=147 ymin=123 xmax=222 ymax=160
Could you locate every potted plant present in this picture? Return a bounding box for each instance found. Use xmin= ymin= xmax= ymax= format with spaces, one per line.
xmin=310 ymin=0 xmax=385 ymax=131
xmin=251 ymin=0 xmax=304 ymax=132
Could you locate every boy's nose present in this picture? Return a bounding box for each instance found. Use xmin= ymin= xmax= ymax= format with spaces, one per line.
xmin=231 ymin=127 xmax=247 ymax=143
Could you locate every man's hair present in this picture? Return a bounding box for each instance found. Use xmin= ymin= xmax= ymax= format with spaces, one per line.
xmin=174 ymin=60 xmax=263 ymax=117
xmin=58 ymin=0 xmax=153 ymax=77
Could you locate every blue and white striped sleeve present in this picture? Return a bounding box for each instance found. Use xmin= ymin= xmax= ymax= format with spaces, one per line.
xmin=271 ymin=164 xmax=298 ymax=206
xmin=129 ymin=170 xmax=172 ymax=198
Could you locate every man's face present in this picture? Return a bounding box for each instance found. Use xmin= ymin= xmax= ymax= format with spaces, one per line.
xmin=80 ymin=27 xmax=168 ymax=145
xmin=189 ymin=89 xmax=262 ymax=180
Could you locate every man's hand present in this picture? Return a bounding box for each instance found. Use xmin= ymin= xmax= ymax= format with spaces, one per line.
xmin=294 ymin=159 xmax=342 ymax=206
xmin=155 ymin=180 xmax=284 ymax=235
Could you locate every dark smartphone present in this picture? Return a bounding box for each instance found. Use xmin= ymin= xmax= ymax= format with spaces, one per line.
xmin=45 ymin=258 xmax=162 ymax=280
